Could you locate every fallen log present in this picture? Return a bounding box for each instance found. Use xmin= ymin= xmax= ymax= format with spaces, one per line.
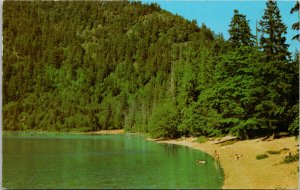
xmin=212 ymin=136 xmax=238 ymax=144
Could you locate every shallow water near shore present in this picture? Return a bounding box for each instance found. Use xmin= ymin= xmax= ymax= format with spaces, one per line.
xmin=3 ymin=131 xmax=224 ymax=189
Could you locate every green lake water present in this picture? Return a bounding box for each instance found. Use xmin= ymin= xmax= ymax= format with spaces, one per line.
xmin=3 ymin=131 xmax=224 ymax=189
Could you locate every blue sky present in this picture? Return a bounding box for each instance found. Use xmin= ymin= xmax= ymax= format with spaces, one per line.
xmin=141 ymin=0 xmax=299 ymax=53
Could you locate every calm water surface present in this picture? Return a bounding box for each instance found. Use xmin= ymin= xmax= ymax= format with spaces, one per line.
xmin=3 ymin=132 xmax=223 ymax=189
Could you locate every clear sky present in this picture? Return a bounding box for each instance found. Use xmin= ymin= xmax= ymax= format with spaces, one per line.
xmin=141 ymin=0 xmax=299 ymax=53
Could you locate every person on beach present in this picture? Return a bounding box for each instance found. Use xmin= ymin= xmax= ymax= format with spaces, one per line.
xmin=235 ymin=153 xmax=239 ymax=160
xmin=234 ymin=153 xmax=243 ymax=160
xmin=214 ymin=150 xmax=220 ymax=163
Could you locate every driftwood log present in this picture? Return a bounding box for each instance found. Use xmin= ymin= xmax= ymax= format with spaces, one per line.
xmin=262 ymin=132 xmax=290 ymax=141
xmin=212 ymin=136 xmax=238 ymax=144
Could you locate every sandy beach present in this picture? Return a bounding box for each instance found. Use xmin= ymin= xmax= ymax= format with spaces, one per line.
xmin=78 ymin=130 xmax=298 ymax=188
xmin=157 ymin=136 xmax=299 ymax=189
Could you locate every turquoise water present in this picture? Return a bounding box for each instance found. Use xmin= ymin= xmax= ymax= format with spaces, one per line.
xmin=3 ymin=132 xmax=224 ymax=189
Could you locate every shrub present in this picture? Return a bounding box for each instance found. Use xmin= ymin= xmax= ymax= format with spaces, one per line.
xmin=194 ymin=136 xmax=207 ymax=144
xmin=282 ymin=153 xmax=299 ymax=164
xmin=256 ymin=154 xmax=269 ymax=160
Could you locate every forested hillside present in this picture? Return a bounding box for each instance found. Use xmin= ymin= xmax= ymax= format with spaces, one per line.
xmin=3 ymin=1 xmax=298 ymax=139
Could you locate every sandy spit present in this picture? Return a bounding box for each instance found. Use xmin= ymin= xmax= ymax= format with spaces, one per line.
xmin=156 ymin=136 xmax=299 ymax=189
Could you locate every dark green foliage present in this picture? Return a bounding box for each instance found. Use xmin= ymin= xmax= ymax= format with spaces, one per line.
xmin=259 ymin=0 xmax=290 ymax=61
xmin=192 ymin=47 xmax=272 ymax=139
xmin=148 ymin=101 xmax=180 ymax=139
xmin=286 ymin=53 xmax=299 ymax=136
xmin=290 ymin=1 xmax=299 ymax=41
xmin=3 ymin=1 xmax=298 ymax=139
xmin=288 ymin=103 xmax=299 ymax=135
xmin=228 ymin=9 xmax=254 ymax=47
xmin=256 ymin=154 xmax=269 ymax=160
xmin=282 ymin=153 xmax=299 ymax=163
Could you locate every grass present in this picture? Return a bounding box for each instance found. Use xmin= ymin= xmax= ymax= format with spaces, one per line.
xmin=282 ymin=153 xmax=299 ymax=164
xmin=266 ymin=150 xmax=281 ymax=155
xmin=256 ymin=154 xmax=269 ymax=160
xmin=194 ymin=136 xmax=207 ymax=144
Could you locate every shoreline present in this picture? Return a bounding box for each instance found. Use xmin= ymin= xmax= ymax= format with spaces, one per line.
xmin=76 ymin=130 xmax=298 ymax=188
xmin=5 ymin=130 xmax=299 ymax=188
xmin=156 ymin=136 xmax=299 ymax=189
xmin=75 ymin=129 xmax=125 ymax=135
xmin=3 ymin=129 xmax=126 ymax=135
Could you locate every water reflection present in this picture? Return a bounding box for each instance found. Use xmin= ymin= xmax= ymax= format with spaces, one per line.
xmin=3 ymin=132 xmax=224 ymax=189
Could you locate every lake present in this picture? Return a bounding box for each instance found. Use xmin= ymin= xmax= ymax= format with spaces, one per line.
xmin=3 ymin=132 xmax=224 ymax=189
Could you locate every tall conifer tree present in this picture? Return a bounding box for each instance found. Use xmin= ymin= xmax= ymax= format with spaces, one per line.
xmin=228 ymin=9 xmax=254 ymax=47
xmin=259 ymin=0 xmax=290 ymax=61
xmin=290 ymin=1 xmax=299 ymax=41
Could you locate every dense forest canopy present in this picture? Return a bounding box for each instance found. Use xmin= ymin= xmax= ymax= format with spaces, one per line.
xmin=3 ymin=1 xmax=299 ymax=139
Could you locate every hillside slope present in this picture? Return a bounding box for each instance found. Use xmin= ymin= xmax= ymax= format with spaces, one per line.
xmin=3 ymin=1 xmax=298 ymax=139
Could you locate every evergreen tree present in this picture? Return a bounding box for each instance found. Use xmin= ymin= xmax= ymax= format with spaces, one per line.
xmin=290 ymin=1 xmax=299 ymax=41
xmin=3 ymin=1 xmax=297 ymax=139
xmin=228 ymin=9 xmax=254 ymax=47
xmin=259 ymin=0 xmax=290 ymax=61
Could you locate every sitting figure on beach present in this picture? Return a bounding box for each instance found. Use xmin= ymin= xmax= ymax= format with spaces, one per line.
xmin=234 ymin=153 xmax=243 ymax=160
xmin=214 ymin=150 xmax=220 ymax=163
